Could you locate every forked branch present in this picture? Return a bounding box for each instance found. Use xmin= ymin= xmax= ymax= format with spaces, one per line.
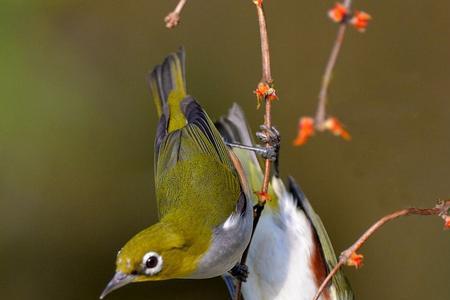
xmin=294 ymin=0 xmax=372 ymax=146
xmin=313 ymin=199 xmax=450 ymax=300
xmin=315 ymin=0 xmax=352 ymax=129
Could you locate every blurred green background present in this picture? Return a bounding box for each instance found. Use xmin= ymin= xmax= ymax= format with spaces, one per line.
xmin=1 ymin=1 xmax=449 ymax=299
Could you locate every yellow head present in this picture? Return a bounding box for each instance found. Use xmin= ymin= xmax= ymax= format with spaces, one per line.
xmin=100 ymin=222 xmax=203 ymax=298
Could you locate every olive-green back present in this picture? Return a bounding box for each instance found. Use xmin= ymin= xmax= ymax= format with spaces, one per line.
xmin=148 ymin=49 xmax=241 ymax=230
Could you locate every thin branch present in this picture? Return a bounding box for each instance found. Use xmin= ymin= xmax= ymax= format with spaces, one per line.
xmin=254 ymin=0 xmax=274 ymax=204
xmin=255 ymin=1 xmax=272 ymax=84
xmin=164 ymin=0 xmax=188 ymax=29
xmin=315 ymin=0 xmax=352 ymax=129
xmin=234 ymin=1 xmax=275 ymax=299
xmin=313 ymin=199 xmax=450 ymax=300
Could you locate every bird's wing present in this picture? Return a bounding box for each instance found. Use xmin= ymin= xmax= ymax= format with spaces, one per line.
xmin=288 ymin=177 xmax=354 ymax=300
xmin=215 ymin=103 xmax=278 ymax=207
xmin=215 ymin=103 xmax=260 ymax=168
xmin=148 ymin=48 xmax=235 ymax=171
xmin=148 ymin=49 xmax=242 ymax=222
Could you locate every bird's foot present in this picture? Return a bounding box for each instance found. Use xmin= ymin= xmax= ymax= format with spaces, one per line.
xmin=224 ymin=125 xmax=280 ymax=162
xmin=256 ymin=125 xmax=280 ymax=176
xmin=224 ymin=125 xmax=280 ymax=176
xmin=229 ymin=263 xmax=249 ymax=282
xmin=256 ymin=125 xmax=280 ymax=161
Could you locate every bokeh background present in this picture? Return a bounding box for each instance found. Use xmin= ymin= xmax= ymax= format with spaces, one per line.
xmin=1 ymin=1 xmax=450 ymax=299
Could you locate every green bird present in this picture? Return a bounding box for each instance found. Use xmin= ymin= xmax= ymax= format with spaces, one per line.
xmin=100 ymin=49 xmax=253 ymax=298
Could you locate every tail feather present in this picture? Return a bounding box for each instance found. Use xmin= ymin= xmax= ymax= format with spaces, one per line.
xmin=148 ymin=48 xmax=186 ymax=122
xmin=288 ymin=176 xmax=354 ymax=299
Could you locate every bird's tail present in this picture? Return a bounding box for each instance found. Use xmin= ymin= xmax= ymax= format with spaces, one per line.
xmin=148 ymin=48 xmax=187 ymax=132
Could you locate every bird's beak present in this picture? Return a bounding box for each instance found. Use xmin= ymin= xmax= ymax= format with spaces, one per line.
xmin=100 ymin=271 xmax=136 ymax=299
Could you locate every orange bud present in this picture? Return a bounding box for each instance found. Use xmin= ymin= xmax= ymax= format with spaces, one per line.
xmin=266 ymin=87 xmax=278 ymax=101
xmin=254 ymin=83 xmax=277 ymax=108
xmin=293 ymin=117 xmax=315 ymax=146
xmin=253 ymin=0 xmax=263 ymax=7
xmin=444 ymin=216 xmax=450 ymax=230
xmin=324 ymin=117 xmax=351 ymax=141
xmin=255 ymin=191 xmax=271 ymax=202
xmin=255 ymin=82 xmax=269 ymax=98
xmin=347 ymin=252 xmax=364 ymax=268
xmin=328 ymin=3 xmax=348 ymax=23
xmin=351 ymin=11 xmax=372 ymax=32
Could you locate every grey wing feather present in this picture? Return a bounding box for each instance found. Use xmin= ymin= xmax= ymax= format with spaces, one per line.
xmin=215 ymin=103 xmax=260 ymax=168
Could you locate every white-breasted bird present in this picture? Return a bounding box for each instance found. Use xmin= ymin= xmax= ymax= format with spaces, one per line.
xmin=217 ymin=104 xmax=354 ymax=300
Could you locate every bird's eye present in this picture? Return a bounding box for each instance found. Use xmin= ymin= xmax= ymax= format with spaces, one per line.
xmin=146 ymin=256 xmax=158 ymax=268
xmin=142 ymin=251 xmax=163 ymax=275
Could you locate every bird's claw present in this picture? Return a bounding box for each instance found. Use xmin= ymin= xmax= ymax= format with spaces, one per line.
xmin=256 ymin=145 xmax=278 ymax=161
xmin=256 ymin=125 xmax=280 ymax=161
xmin=229 ymin=263 xmax=249 ymax=282
xmin=223 ymin=124 xmax=280 ymax=175
xmin=256 ymin=125 xmax=280 ymax=145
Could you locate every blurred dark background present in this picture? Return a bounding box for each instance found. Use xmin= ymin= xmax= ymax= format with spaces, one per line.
xmin=1 ymin=1 xmax=449 ymax=299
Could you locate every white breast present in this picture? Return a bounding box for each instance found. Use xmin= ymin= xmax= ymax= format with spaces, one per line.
xmin=242 ymin=182 xmax=323 ymax=300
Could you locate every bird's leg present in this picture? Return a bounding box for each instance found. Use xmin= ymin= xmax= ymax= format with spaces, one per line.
xmin=225 ymin=142 xmax=269 ymax=157
xmin=225 ymin=125 xmax=280 ymax=162
xmin=226 ymin=125 xmax=280 ymax=176
xmin=229 ymin=263 xmax=249 ymax=282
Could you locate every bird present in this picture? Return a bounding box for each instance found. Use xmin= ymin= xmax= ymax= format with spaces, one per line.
xmin=216 ymin=104 xmax=354 ymax=300
xmin=100 ymin=49 xmax=254 ymax=299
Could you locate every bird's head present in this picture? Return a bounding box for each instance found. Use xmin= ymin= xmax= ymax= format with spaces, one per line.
xmin=100 ymin=222 xmax=201 ymax=298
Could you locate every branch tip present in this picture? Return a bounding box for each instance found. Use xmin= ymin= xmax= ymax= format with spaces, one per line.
xmin=164 ymin=0 xmax=187 ymax=29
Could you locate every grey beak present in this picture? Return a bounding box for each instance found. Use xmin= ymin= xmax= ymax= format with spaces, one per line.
xmin=100 ymin=272 xmax=135 ymax=299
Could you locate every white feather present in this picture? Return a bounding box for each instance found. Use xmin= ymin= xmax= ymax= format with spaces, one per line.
xmin=223 ymin=212 xmax=239 ymax=230
xmin=242 ymin=178 xmax=323 ymax=300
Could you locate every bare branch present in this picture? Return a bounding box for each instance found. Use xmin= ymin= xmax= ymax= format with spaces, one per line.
xmin=314 ymin=24 xmax=347 ymax=129
xmin=255 ymin=1 xmax=272 ymax=84
xmin=315 ymin=0 xmax=352 ymax=129
xmin=164 ymin=0 xmax=187 ymax=29
xmin=312 ymin=200 xmax=450 ymax=300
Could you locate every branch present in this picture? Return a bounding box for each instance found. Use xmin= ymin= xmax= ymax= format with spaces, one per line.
xmin=294 ymin=1 xmax=373 ymax=147
xmin=255 ymin=0 xmax=274 ymax=202
xmin=164 ymin=0 xmax=188 ymax=29
xmin=234 ymin=1 xmax=276 ymax=299
xmin=315 ymin=0 xmax=352 ymax=129
xmin=312 ymin=200 xmax=450 ymax=300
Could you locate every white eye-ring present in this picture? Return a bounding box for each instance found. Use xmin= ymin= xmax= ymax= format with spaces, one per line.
xmin=142 ymin=251 xmax=163 ymax=275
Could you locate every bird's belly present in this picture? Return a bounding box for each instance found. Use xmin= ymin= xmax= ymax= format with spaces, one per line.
xmin=243 ymin=208 xmax=321 ymax=300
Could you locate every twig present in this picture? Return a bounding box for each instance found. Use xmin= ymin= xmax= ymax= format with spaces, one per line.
xmin=255 ymin=0 xmax=272 ymax=85
xmin=164 ymin=0 xmax=188 ymax=29
xmin=315 ymin=0 xmax=352 ymax=130
xmin=234 ymin=1 xmax=275 ymax=299
xmin=312 ymin=200 xmax=450 ymax=300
